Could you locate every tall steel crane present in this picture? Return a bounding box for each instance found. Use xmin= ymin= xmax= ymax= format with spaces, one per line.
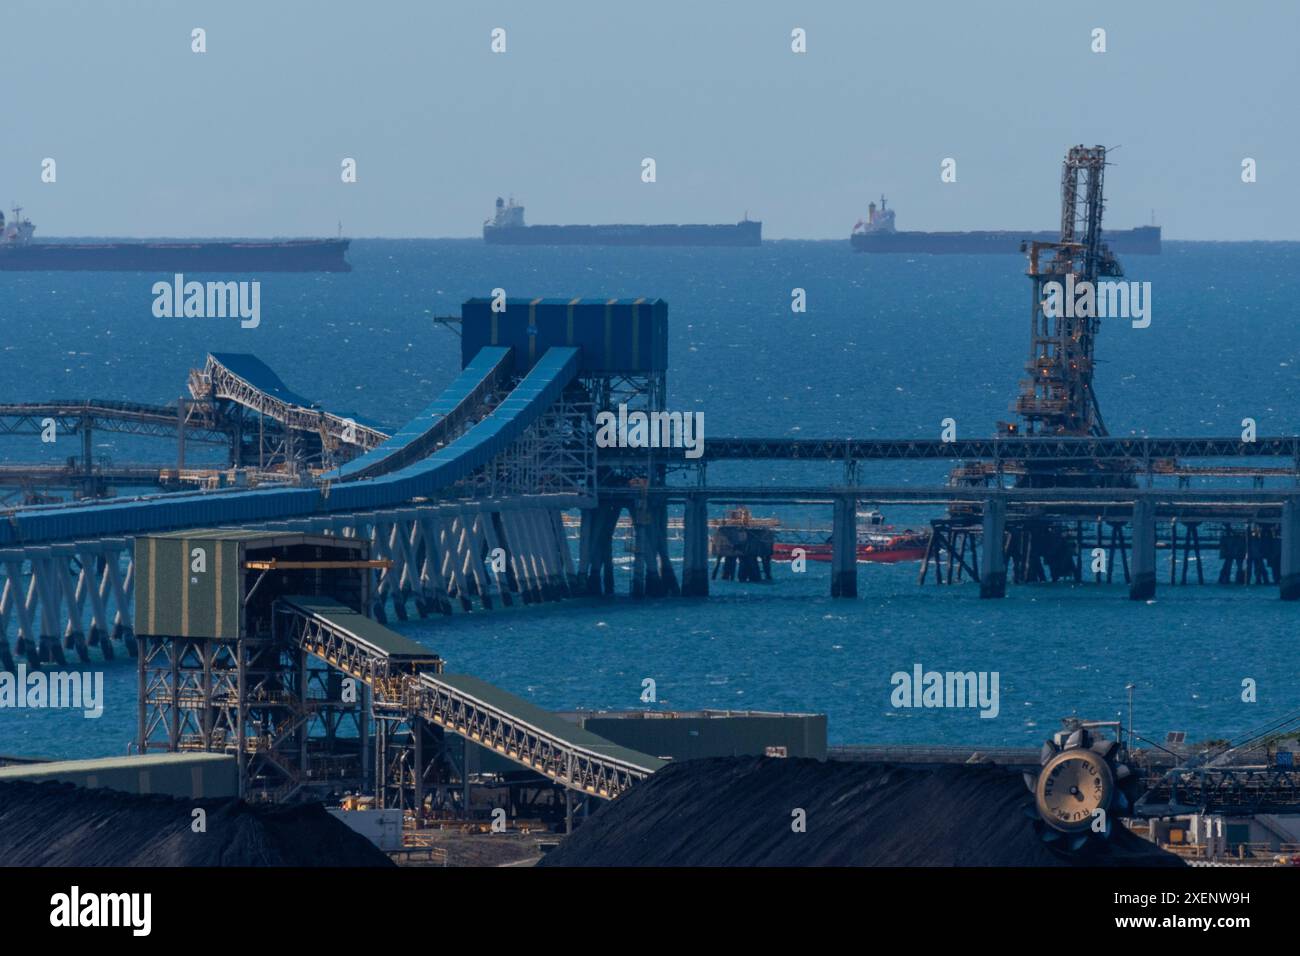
xmin=1012 ymin=145 xmax=1124 ymax=438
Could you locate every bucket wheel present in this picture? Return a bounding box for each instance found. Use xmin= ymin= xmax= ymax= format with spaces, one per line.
xmin=1024 ymin=722 xmax=1139 ymax=854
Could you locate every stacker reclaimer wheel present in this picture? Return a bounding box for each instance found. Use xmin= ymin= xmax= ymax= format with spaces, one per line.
xmin=1023 ymin=724 xmax=1139 ymax=854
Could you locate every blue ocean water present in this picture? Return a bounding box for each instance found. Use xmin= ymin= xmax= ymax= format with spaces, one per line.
xmin=2 ymin=239 xmax=1299 ymax=758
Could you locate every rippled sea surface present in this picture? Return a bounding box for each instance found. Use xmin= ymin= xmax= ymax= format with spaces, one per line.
xmin=2 ymin=239 xmax=1298 ymax=757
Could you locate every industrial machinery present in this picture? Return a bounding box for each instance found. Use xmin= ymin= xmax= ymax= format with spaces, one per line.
xmin=1027 ymin=719 xmax=1139 ymax=854
xmin=1012 ymin=145 xmax=1124 ymax=441
xmin=1029 ymin=708 xmax=1300 ymax=857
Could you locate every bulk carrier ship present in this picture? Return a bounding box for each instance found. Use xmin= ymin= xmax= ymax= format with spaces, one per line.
xmin=483 ymin=197 xmax=762 ymax=246
xmin=850 ymin=196 xmax=1161 ymax=255
xmin=0 ymin=206 xmax=351 ymax=272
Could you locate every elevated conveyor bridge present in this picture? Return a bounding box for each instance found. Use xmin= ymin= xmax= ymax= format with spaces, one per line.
xmin=274 ymin=595 xmax=662 ymax=799
xmin=1 ymin=340 xmax=594 ymax=666
xmin=1 ymin=346 xmax=588 ymax=548
xmin=0 ymin=399 xmax=230 ymax=445
xmin=192 ymin=352 xmax=389 ymax=451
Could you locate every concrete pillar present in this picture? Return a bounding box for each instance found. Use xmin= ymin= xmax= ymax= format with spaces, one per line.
xmin=38 ymin=634 xmax=66 ymax=666
xmin=579 ymin=507 xmax=610 ymax=596
xmin=538 ymin=510 xmax=564 ymax=598
xmin=578 ymin=509 xmax=594 ymax=581
xmin=523 ymin=511 xmax=549 ymax=602
xmin=682 ymin=496 xmax=709 ymax=596
xmin=552 ymin=510 xmax=581 ymax=593
xmin=504 ymin=512 xmax=538 ymax=604
xmin=1130 ymin=497 xmax=1157 ymax=601
xmin=1280 ymin=497 xmax=1300 ymax=600
xmin=598 ymin=504 xmax=618 ymax=595
xmin=980 ymin=494 xmax=1007 ymax=598
xmin=831 ymin=495 xmax=857 ymax=598
xmin=631 ymin=507 xmax=649 ymax=599
xmin=488 ymin=512 xmax=518 ymax=602
xmin=642 ymin=504 xmax=665 ymax=598
xmin=653 ymin=502 xmax=679 ymax=595
xmin=522 ymin=511 xmax=553 ymax=601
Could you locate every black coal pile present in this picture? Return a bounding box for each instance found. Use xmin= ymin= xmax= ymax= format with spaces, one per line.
xmin=0 ymin=780 xmax=395 ymax=867
xmin=540 ymin=756 xmax=1184 ymax=867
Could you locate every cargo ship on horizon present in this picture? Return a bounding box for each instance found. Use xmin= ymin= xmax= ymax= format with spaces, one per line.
xmin=0 ymin=206 xmax=352 ymax=272
xmin=850 ymin=196 xmax=1161 ymax=255
xmin=482 ymin=197 xmax=762 ymax=246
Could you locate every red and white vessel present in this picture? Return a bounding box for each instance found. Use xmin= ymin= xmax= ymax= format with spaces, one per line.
xmin=773 ymin=510 xmax=929 ymax=564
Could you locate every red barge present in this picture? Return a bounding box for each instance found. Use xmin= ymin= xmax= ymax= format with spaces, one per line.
xmin=773 ymin=511 xmax=930 ymax=564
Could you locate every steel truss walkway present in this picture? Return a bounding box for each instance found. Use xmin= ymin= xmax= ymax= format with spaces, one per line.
xmin=274 ymin=596 xmax=663 ymax=799
xmin=192 ymin=352 xmax=390 ymax=452
xmin=601 ymin=435 xmax=1300 ymax=465
xmin=0 ymin=354 xmax=393 ymax=488
xmin=0 ymin=399 xmax=231 ymax=445
xmin=1137 ymin=766 xmax=1300 ymax=817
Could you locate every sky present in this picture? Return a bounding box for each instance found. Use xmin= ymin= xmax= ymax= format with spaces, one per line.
xmin=2 ymin=0 xmax=1297 ymax=240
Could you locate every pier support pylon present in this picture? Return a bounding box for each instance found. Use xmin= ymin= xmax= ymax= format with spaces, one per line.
xmin=578 ymin=503 xmax=619 ymax=596
xmin=979 ymin=494 xmax=1007 ymax=599
xmin=631 ymin=506 xmax=649 ymax=599
xmin=830 ymin=495 xmax=857 ymax=598
xmin=1130 ymin=497 xmax=1157 ymax=601
xmin=1281 ymin=497 xmax=1300 ymax=600
xmin=682 ymin=496 xmax=709 ymax=597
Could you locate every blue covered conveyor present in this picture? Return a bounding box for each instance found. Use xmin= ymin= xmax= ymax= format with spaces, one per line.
xmin=328 ymin=347 xmax=513 ymax=483
xmin=1 ymin=347 xmax=583 ymax=545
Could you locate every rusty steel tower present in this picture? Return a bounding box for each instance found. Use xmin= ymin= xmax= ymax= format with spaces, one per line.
xmin=1012 ymin=145 xmax=1124 ymax=439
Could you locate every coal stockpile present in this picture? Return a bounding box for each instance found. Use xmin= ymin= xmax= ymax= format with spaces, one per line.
xmin=539 ymin=757 xmax=1185 ymax=867
xmin=0 ymin=780 xmax=395 ymax=867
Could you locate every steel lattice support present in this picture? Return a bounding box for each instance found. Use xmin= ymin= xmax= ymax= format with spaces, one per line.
xmin=137 ymin=631 xmax=309 ymax=800
xmin=1016 ymin=145 xmax=1125 ymax=440
xmin=0 ymin=399 xmax=232 ymax=444
xmin=266 ymin=599 xmax=660 ymax=806
xmin=0 ymin=540 xmax=135 ymax=669
xmin=409 ymin=674 xmax=651 ymax=800
xmin=0 ymin=498 xmax=586 ymax=666
xmin=196 ymin=354 xmax=387 ymax=452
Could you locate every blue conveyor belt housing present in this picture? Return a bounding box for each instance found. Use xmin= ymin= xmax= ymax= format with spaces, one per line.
xmin=1 ymin=347 xmax=583 ymax=545
xmin=328 ymin=347 xmax=513 ymax=483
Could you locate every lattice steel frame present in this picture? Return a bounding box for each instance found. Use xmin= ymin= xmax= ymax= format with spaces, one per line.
xmin=411 ymin=674 xmax=653 ymax=799
xmin=0 ymin=540 xmax=135 ymax=669
xmin=137 ymin=631 xmax=309 ymax=800
xmin=197 ymin=355 xmax=388 ymax=450
xmin=481 ymin=390 xmax=595 ymax=499
xmin=1016 ymin=145 xmax=1125 ymax=438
